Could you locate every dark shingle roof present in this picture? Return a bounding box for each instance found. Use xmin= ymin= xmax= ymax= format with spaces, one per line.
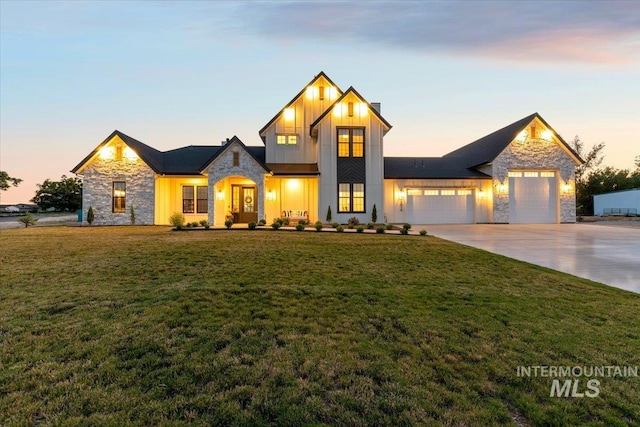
xmin=72 ymin=131 xmax=267 ymax=176
xmin=384 ymin=157 xmax=490 ymax=180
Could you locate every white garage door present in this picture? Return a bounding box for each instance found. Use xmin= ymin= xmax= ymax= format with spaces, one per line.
xmin=408 ymin=189 xmax=475 ymax=224
xmin=509 ymin=171 xmax=557 ymax=223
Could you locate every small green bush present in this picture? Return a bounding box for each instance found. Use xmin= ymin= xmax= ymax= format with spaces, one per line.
xmin=356 ymin=225 xmax=364 ymax=233
xmin=331 ymin=222 xmax=340 ymax=228
xmin=199 ymin=219 xmax=208 ymax=227
xmin=169 ymin=212 xmax=185 ymax=230
xmin=296 ymin=223 xmax=305 ymax=231
xmin=336 ymin=225 xmax=344 ymax=233
xmin=271 ymin=221 xmax=281 ymax=230
xmin=347 ymin=217 xmax=360 ymax=226
xmin=18 ymin=213 xmax=38 ymax=228
xmin=367 ymin=222 xmax=374 ymax=229
xmin=385 ymin=223 xmax=394 ymax=230
xmin=315 ymin=221 xmax=323 ymax=231
xmin=258 ymin=219 xmax=267 ymax=226
xmin=130 ymin=206 xmax=136 ymax=225
xmin=376 ymin=226 xmax=385 ymax=234
xmin=248 ymin=221 xmax=257 ymax=230
xmin=298 ymin=219 xmax=308 ymax=226
xmin=224 ymin=219 xmax=233 ymax=229
xmin=192 ymin=221 xmax=200 ymax=227
xmin=326 ymin=205 xmax=332 ymax=222
xmin=420 ymin=229 xmax=427 ymax=236
xmin=371 ymin=204 xmax=377 ymax=223
xmin=186 ymin=222 xmax=193 ymax=228
xmin=403 ymin=223 xmax=412 ymax=230
xmin=282 ymin=217 xmax=290 ymax=226
xmin=576 ymin=216 xmax=584 ymax=223
xmin=400 ymin=228 xmax=408 ymax=235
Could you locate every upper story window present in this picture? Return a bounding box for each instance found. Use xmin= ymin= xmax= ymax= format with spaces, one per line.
xmin=112 ymin=181 xmax=126 ymax=213
xmin=277 ymin=134 xmax=298 ymax=145
xmin=337 ymin=128 xmax=364 ymax=158
xmin=233 ymin=152 xmax=239 ymax=166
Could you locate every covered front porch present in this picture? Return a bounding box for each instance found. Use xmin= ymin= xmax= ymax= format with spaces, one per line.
xmin=264 ymin=177 xmax=319 ymax=224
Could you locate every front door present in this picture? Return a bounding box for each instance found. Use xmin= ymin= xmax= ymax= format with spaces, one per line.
xmin=232 ymin=185 xmax=257 ymax=223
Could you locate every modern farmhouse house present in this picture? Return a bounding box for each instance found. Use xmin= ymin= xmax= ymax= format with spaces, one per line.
xmin=72 ymin=72 xmax=583 ymax=226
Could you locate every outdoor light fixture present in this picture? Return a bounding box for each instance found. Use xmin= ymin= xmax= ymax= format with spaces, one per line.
xmin=477 ymin=190 xmax=486 ymax=199
xmin=397 ymin=188 xmax=406 ymax=211
xmin=266 ymin=190 xmax=276 ymax=201
xmin=498 ymin=182 xmax=508 ymax=194
xmin=541 ymin=129 xmax=553 ymax=142
xmin=216 ymin=190 xmax=224 ymax=200
xmin=516 ymin=130 xmax=527 ymax=143
xmin=284 ymin=107 xmax=295 ymax=121
xmin=99 ymin=146 xmax=114 ymax=159
xmin=123 ymin=146 xmax=138 ymax=160
xmin=562 ymin=182 xmax=572 ymax=193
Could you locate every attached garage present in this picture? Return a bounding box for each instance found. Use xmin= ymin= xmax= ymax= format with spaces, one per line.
xmin=508 ymin=171 xmax=558 ymax=223
xmin=407 ymin=188 xmax=475 ymax=224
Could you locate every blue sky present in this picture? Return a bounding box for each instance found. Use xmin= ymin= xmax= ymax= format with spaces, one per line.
xmin=1 ymin=0 xmax=639 ymax=204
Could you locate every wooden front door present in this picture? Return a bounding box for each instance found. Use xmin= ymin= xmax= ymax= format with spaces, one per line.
xmin=232 ymin=185 xmax=257 ymax=223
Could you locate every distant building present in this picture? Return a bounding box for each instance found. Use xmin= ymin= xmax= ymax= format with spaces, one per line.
xmin=594 ymin=188 xmax=640 ymax=216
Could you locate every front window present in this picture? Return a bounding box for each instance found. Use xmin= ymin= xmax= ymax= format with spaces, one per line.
xmin=112 ymin=181 xmax=126 ymax=213
xmin=182 ymin=186 xmax=194 ymax=213
xmin=197 ymin=186 xmax=208 ymax=213
xmin=338 ymin=183 xmax=365 ymax=213
xmin=337 ymin=128 xmax=364 ymax=157
xmin=183 ymin=186 xmax=208 ymax=214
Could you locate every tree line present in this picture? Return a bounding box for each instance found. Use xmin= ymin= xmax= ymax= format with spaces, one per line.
xmin=1 ymin=172 xmax=82 ymax=212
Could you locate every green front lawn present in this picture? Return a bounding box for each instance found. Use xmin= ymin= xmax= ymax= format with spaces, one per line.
xmin=1 ymin=227 xmax=638 ymax=426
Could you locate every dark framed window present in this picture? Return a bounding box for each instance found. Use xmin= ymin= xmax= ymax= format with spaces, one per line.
xmin=197 ymin=186 xmax=208 ymax=213
xmin=233 ymin=152 xmax=240 ymax=167
xmin=337 ymin=128 xmax=364 ymax=158
xmin=112 ymin=181 xmax=126 ymax=213
xmin=182 ymin=186 xmax=208 ymax=214
xmin=276 ymin=134 xmax=298 ymax=145
xmin=182 ymin=186 xmax=194 ymax=213
xmin=338 ymin=182 xmax=365 ymax=213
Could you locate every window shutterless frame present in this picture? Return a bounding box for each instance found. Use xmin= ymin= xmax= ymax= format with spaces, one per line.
xmin=112 ymin=181 xmax=126 ymax=213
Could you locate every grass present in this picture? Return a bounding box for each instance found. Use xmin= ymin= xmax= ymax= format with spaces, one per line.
xmin=1 ymin=226 xmax=638 ymax=426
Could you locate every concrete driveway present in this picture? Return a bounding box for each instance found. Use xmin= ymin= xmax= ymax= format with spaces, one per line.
xmin=422 ymin=224 xmax=640 ymax=293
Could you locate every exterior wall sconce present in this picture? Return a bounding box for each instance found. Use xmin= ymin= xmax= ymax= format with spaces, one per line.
xmin=284 ymin=107 xmax=295 ymax=121
xmin=216 ymin=190 xmax=225 ymax=200
xmin=561 ymin=182 xmax=572 ymax=193
xmin=123 ymin=146 xmax=138 ymax=160
xmin=397 ymin=188 xmax=406 ymax=211
xmin=498 ymin=182 xmax=508 ymax=194
xmin=266 ymin=190 xmax=276 ymax=201
xmin=477 ymin=190 xmax=486 ymax=199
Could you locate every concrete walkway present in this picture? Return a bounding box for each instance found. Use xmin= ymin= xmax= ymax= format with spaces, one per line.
xmin=422 ymin=224 xmax=640 ymax=293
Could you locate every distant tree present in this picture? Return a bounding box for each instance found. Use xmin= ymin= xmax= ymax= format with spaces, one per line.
xmin=0 ymin=171 xmax=22 ymax=191
xmin=18 ymin=212 xmax=38 ymax=228
xmin=31 ymin=175 xmax=82 ymax=211
xmin=87 ymin=206 xmax=95 ymax=226
xmin=570 ymin=136 xmax=605 ymax=215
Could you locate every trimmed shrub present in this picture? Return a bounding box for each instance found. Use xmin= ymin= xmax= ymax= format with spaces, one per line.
xmin=400 ymin=228 xmax=409 ymax=235
xmin=258 ymin=219 xmax=267 ymax=226
xmin=192 ymin=221 xmax=200 ymax=228
xmin=186 ymin=222 xmax=193 ymax=228
xmin=326 ymin=205 xmax=332 ymax=222
xmin=224 ymin=219 xmax=233 ymax=229
xmin=271 ymin=221 xmax=281 ymax=230
xmin=169 ymin=212 xmax=185 ymax=230
xmin=315 ymin=221 xmax=323 ymax=232
xmin=199 ymin=219 xmax=208 ymax=227
xmin=248 ymin=221 xmax=257 ymax=230
xmin=282 ymin=218 xmax=290 ymax=226
xmin=347 ymin=217 xmax=360 ymax=226
xmin=298 ymin=219 xmax=308 ymax=226
xmin=18 ymin=213 xmax=38 ymax=228
xmin=356 ymin=225 xmax=364 ymax=233
xmin=367 ymin=222 xmax=374 ymax=229
xmin=371 ymin=204 xmax=377 ymax=223
xmin=130 ymin=206 xmax=136 ymax=225
xmin=403 ymin=223 xmax=412 ymax=230
xmin=385 ymin=223 xmax=394 ymax=230
xmin=331 ymin=222 xmax=340 ymax=229
xmin=296 ymin=223 xmax=305 ymax=231
xmin=87 ymin=206 xmax=95 ymax=226
xmin=376 ymin=226 xmax=385 ymax=234
xmin=336 ymin=225 xmax=344 ymax=233
xmin=420 ymin=229 xmax=428 ymax=236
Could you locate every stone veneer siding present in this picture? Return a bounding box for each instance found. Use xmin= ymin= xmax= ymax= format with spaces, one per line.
xmin=492 ymin=139 xmax=577 ymax=223
xmin=81 ymin=156 xmax=155 ymax=225
xmin=205 ymin=142 xmax=266 ymax=225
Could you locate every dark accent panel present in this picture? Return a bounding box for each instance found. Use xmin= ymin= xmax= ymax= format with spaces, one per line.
xmin=337 ymin=158 xmax=365 ymax=182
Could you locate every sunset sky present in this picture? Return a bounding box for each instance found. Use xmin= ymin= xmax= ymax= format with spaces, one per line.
xmin=1 ymin=1 xmax=639 ymax=204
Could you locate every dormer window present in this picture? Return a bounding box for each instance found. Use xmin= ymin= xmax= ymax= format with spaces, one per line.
xmin=276 ymin=134 xmax=298 ymax=145
xmin=319 ymin=86 xmax=325 ymax=100
xmin=115 ymin=145 xmax=123 ymax=161
xmin=233 ymin=152 xmax=239 ymax=167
